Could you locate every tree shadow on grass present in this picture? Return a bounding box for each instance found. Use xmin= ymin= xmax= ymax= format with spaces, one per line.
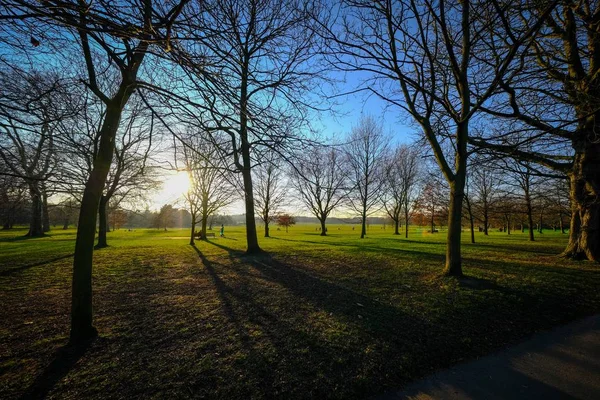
xmin=0 ymin=253 xmax=74 ymax=276
xmin=194 ymin=242 xmax=439 ymax=396
xmin=21 ymin=339 xmax=94 ymax=400
xmin=269 ymin=236 xmax=447 ymax=263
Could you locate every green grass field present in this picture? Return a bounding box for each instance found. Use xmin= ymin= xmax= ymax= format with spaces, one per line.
xmin=1 ymin=225 xmax=599 ymax=399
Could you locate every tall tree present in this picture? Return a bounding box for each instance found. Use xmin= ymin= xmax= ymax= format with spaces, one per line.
xmin=323 ymin=0 xmax=554 ymax=275
xmin=182 ymin=135 xmax=235 ymax=245
xmin=291 ymin=145 xmax=349 ymax=236
xmin=168 ymin=0 xmax=326 ymax=253
xmin=0 ymin=69 xmax=62 ymax=237
xmin=346 ymin=116 xmax=388 ymax=239
xmin=254 ymin=155 xmax=287 ymax=238
xmin=96 ymin=98 xmax=159 ymax=248
xmin=383 ymin=144 xmax=420 ymax=236
xmin=471 ymin=2 xmax=599 ymax=261
xmin=0 ymin=0 xmax=188 ymax=341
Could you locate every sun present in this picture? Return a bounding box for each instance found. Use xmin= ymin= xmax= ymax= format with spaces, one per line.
xmin=154 ymin=171 xmax=192 ymax=206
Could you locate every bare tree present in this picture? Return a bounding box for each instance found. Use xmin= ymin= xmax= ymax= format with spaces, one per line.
xmin=291 ymin=145 xmax=349 ymax=236
xmin=470 ymin=2 xmax=599 ymax=261
xmin=166 ymin=0 xmax=326 ymax=253
xmin=322 ymin=0 xmax=554 ymax=274
xmin=346 ymin=116 xmax=388 ymax=239
xmin=254 ymin=156 xmax=287 ymax=238
xmin=0 ymin=69 xmax=63 ymax=237
xmin=383 ymin=144 xmax=420 ymax=237
xmin=96 ymin=98 xmax=160 ymax=248
xmin=469 ymin=160 xmax=499 ymax=236
xmin=0 ymin=0 xmax=188 ymax=342
xmin=182 ymin=135 xmax=236 ymax=245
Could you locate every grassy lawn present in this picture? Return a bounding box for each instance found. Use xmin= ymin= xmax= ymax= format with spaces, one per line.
xmin=1 ymin=225 xmax=599 ymax=399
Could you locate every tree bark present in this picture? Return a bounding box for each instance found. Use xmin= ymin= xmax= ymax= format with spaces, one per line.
xmin=71 ymin=103 xmax=123 ymax=343
xmin=190 ymin=214 xmax=195 ymax=245
xmin=265 ymin=219 xmax=270 ymax=237
xmin=96 ymin=195 xmax=108 ymax=248
xmin=562 ymin=139 xmax=600 ymax=261
xmin=525 ymin=191 xmax=535 ymax=242
xmin=26 ymin=184 xmax=43 ymax=237
xmin=393 ymin=218 xmax=400 ymax=235
xmin=404 ymin=209 xmax=409 ymax=238
xmin=483 ymin=209 xmax=489 ymax=235
xmin=444 ymin=176 xmax=465 ymax=277
xmin=360 ymin=208 xmax=367 ymax=239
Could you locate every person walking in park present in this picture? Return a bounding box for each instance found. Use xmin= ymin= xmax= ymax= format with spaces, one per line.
xmin=220 ymin=224 xmax=224 ymax=237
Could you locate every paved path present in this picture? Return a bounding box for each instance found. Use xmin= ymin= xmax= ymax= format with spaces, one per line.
xmin=381 ymin=315 xmax=600 ymax=400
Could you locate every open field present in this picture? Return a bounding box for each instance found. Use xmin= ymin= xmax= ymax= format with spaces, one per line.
xmin=1 ymin=225 xmax=599 ymax=399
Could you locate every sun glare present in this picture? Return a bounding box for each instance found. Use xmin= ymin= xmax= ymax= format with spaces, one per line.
xmin=154 ymin=171 xmax=191 ymax=206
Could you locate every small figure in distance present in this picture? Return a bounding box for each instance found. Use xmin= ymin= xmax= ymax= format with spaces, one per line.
xmin=220 ymin=224 xmax=225 ymax=237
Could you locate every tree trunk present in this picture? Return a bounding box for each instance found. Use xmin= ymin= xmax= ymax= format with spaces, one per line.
xmin=483 ymin=210 xmax=489 ymax=235
xmin=71 ymin=103 xmax=124 ymax=343
xmin=96 ymin=195 xmax=108 ymax=248
xmin=525 ymin=192 xmax=535 ymax=242
xmin=190 ymin=214 xmax=195 ymax=245
xmin=444 ymin=177 xmax=465 ymax=277
xmin=393 ymin=218 xmax=400 ymax=235
xmin=26 ymin=184 xmax=43 ymax=237
xmin=562 ymin=140 xmax=600 ymax=261
xmin=42 ymin=188 xmax=50 ymax=233
xmin=360 ymin=207 xmax=367 ymax=239
xmin=430 ymin=209 xmax=435 ymax=234
xmin=201 ymin=198 xmax=208 ymax=240
xmin=320 ymin=217 xmax=327 ymax=236
xmin=465 ymin=195 xmax=475 ymax=244
xmin=201 ymin=215 xmax=208 ymax=240
xmin=265 ymin=220 xmax=270 ymax=237
xmin=538 ymin=212 xmax=543 ymax=234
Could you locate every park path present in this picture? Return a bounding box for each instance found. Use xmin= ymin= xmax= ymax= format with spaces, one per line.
xmin=380 ymin=314 xmax=600 ymax=400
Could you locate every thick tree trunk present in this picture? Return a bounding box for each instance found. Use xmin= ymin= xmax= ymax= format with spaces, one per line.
xmin=201 ymin=215 xmax=208 ymax=240
xmin=393 ymin=218 xmax=399 ymax=235
xmin=320 ymin=217 xmax=327 ymax=236
xmin=26 ymin=184 xmax=43 ymax=237
xmin=42 ymin=189 xmax=50 ymax=233
xmin=71 ymin=103 xmax=123 ymax=343
xmin=265 ymin=220 xmax=270 ymax=237
xmin=201 ymin=199 xmax=208 ymax=240
xmin=483 ymin=210 xmax=489 ymax=235
xmin=444 ymin=177 xmax=465 ymax=277
xmin=430 ymin=210 xmax=435 ymax=234
xmin=562 ymin=140 xmax=600 ymax=261
xmin=96 ymin=195 xmax=108 ymax=248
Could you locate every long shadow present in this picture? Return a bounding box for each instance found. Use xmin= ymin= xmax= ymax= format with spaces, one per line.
xmin=468 ymin=241 xmax=563 ymax=255
xmin=268 ymin=236 xmax=446 ymax=262
xmin=203 ymin=240 xmax=430 ymax=340
xmin=21 ymin=339 xmax=94 ymax=400
xmin=0 ymin=233 xmax=51 ymax=243
xmin=0 ymin=253 xmax=74 ymax=276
